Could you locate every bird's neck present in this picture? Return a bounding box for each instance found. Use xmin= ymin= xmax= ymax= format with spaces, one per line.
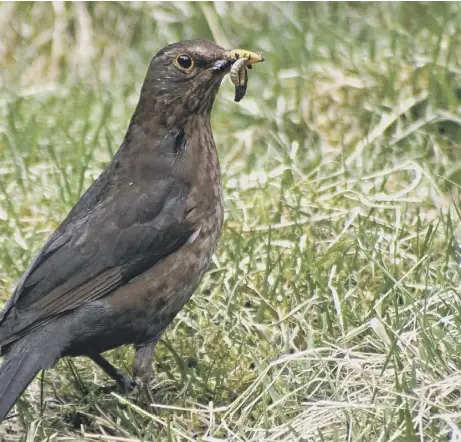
xmin=126 ymin=102 xmax=215 ymax=140
xmin=120 ymin=109 xmax=217 ymax=168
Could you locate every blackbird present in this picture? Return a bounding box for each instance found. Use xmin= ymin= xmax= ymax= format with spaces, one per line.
xmin=0 ymin=39 xmax=263 ymax=421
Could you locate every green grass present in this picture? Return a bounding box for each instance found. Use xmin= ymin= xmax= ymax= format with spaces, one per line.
xmin=1 ymin=2 xmax=461 ymax=441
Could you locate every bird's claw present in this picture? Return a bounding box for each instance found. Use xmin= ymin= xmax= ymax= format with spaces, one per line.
xmin=115 ymin=374 xmax=137 ymax=394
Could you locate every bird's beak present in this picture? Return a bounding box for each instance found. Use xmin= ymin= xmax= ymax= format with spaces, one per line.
xmin=227 ymin=49 xmax=265 ymax=65
xmin=212 ymin=48 xmax=264 ymax=72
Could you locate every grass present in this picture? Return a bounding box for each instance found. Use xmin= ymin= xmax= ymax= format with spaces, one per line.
xmin=1 ymin=2 xmax=461 ymax=441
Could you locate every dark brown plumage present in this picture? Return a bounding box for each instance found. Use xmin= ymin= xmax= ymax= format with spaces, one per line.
xmin=0 ymin=39 xmax=263 ymax=421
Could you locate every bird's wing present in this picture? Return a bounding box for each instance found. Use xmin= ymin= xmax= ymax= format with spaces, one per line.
xmin=0 ymin=134 xmax=194 ymax=345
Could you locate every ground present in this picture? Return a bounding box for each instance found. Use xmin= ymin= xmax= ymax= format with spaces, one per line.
xmin=1 ymin=2 xmax=461 ymax=441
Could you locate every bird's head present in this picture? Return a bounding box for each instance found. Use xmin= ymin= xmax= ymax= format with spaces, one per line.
xmin=132 ymin=40 xmax=263 ymax=129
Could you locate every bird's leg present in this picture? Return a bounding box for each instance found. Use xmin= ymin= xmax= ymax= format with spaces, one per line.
xmin=133 ymin=342 xmax=155 ymax=384
xmin=132 ymin=342 xmax=155 ymax=404
xmin=89 ymin=354 xmax=136 ymax=393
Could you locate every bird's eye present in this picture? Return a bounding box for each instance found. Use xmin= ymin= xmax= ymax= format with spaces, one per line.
xmin=175 ymin=54 xmax=194 ymax=72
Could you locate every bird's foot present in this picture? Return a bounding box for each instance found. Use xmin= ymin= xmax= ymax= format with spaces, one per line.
xmin=135 ymin=378 xmax=155 ymax=408
xmin=115 ymin=373 xmax=137 ymax=394
xmin=89 ymin=354 xmax=136 ymax=394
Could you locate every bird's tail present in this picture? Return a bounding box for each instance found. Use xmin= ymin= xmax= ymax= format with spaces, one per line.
xmin=0 ymin=341 xmax=55 ymax=422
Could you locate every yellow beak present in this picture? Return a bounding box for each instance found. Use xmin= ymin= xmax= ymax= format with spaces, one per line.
xmin=227 ymin=49 xmax=264 ymax=64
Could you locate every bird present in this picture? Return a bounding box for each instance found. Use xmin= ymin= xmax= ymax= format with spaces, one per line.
xmin=0 ymin=39 xmax=264 ymax=421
